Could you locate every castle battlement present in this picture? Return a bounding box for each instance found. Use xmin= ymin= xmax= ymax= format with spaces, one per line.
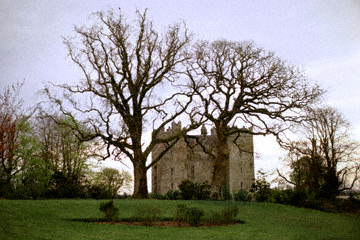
xmin=158 ymin=121 xmax=182 ymax=137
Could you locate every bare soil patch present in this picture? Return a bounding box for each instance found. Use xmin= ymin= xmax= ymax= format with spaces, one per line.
xmin=94 ymin=220 xmax=243 ymax=227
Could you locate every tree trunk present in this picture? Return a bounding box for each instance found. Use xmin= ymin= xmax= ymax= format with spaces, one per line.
xmin=211 ymin=126 xmax=230 ymax=198
xmin=133 ymin=157 xmax=149 ymax=199
xmin=129 ymin=109 xmax=149 ymax=199
xmin=131 ymin=137 xmax=149 ymax=198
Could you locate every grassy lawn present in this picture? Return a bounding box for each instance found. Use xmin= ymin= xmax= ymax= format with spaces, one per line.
xmin=1 ymin=199 xmax=359 ymax=240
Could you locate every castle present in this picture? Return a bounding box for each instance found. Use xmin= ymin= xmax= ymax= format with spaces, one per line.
xmin=151 ymin=122 xmax=254 ymax=194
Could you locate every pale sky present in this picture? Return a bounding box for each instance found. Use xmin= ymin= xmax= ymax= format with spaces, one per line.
xmin=1 ymin=0 xmax=360 ymax=177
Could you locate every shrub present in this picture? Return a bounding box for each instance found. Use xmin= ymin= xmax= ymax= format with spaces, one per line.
xmin=220 ymin=185 xmax=232 ymax=201
xmin=178 ymin=180 xmax=210 ymax=200
xmin=267 ymin=189 xmax=287 ymax=204
xmin=208 ymin=206 xmax=239 ymax=225
xmin=178 ymin=180 xmax=196 ymax=200
xmin=133 ymin=205 xmax=162 ymax=226
xmin=99 ymin=200 xmax=119 ymax=222
xmin=174 ymin=204 xmax=188 ymax=223
xmin=234 ymin=189 xmax=252 ymax=202
xmin=149 ymin=192 xmax=166 ymax=200
xmin=336 ymin=199 xmax=360 ymax=214
xmin=47 ymin=171 xmax=87 ymax=199
xmin=165 ymin=189 xmax=182 ymax=200
xmin=88 ymin=184 xmax=114 ymax=199
xmin=210 ymin=191 xmax=219 ymax=200
xmin=284 ymin=190 xmax=307 ymax=206
xmin=185 ymin=206 xmax=205 ymax=227
xmin=174 ymin=204 xmax=204 ymax=227
xmin=250 ymin=179 xmax=272 ymax=202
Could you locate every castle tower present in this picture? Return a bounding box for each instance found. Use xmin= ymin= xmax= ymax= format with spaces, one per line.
xmin=228 ymin=129 xmax=254 ymax=192
xmin=151 ymin=122 xmax=254 ymax=194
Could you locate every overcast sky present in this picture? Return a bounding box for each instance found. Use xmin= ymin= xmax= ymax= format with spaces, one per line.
xmin=1 ymin=0 xmax=360 ymax=176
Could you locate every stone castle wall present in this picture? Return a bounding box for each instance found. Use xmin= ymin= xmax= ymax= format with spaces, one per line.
xmin=151 ymin=122 xmax=254 ymax=194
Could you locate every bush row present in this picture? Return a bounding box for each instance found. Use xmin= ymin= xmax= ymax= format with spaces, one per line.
xmin=150 ymin=179 xmax=360 ymax=214
xmin=6 ymin=181 xmax=133 ymax=200
xmin=99 ymin=200 xmax=242 ymax=227
xmin=151 ymin=180 xmax=237 ymax=201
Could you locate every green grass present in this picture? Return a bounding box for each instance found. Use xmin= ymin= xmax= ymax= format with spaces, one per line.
xmin=1 ymin=199 xmax=359 ymax=240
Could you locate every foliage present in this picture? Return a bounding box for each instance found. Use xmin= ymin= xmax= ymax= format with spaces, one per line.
xmin=149 ymin=192 xmax=166 ymax=200
xmin=248 ymin=186 xmax=360 ymax=215
xmin=280 ymin=106 xmax=360 ymax=200
xmin=210 ymin=184 xmax=233 ymax=200
xmin=174 ymin=203 xmax=188 ymax=223
xmin=12 ymin=158 xmax=51 ymax=199
xmin=176 ymin=204 xmax=240 ymax=226
xmin=89 ymin=168 xmax=132 ymax=199
xmin=178 ymin=180 xmax=195 ymax=200
xmin=88 ymin=184 xmax=113 ymax=199
xmin=279 ymin=189 xmax=307 ymax=206
xmin=220 ymin=185 xmax=233 ymax=201
xmin=33 ymin=113 xmax=99 ymax=198
xmin=207 ymin=206 xmax=239 ymax=225
xmin=302 ymin=198 xmax=360 ymax=215
xmin=178 ymin=179 xmax=211 ymax=200
xmin=250 ymin=170 xmax=272 ymax=202
xmin=47 ymin=171 xmax=86 ymax=198
xmin=4 ymin=117 xmax=53 ymax=199
xmin=234 ymin=189 xmax=253 ymax=202
xmin=175 ymin=204 xmax=204 ymax=227
xmin=185 ymin=206 xmax=205 ymax=227
xmin=150 ymin=190 xmax=182 ymax=200
xmin=2 ymin=109 xmax=123 ymax=199
xmin=0 ymin=81 xmax=31 ymax=198
xmin=290 ymin=155 xmax=324 ymax=196
xmin=133 ymin=204 xmax=162 ymax=226
xmin=99 ymin=200 xmax=119 ymax=222
xmin=266 ymin=189 xmax=289 ymax=204
xmin=165 ymin=189 xmax=182 ymax=200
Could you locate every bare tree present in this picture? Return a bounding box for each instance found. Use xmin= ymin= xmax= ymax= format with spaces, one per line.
xmin=42 ymin=9 xmax=200 ymax=198
xmin=186 ymin=40 xmax=324 ymax=194
xmin=280 ymin=107 xmax=360 ymax=198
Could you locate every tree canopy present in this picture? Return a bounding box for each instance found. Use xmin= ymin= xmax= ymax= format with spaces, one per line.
xmin=186 ymin=40 xmax=324 ymax=194
xmin=42 ymin=9 xmax=201 ymax=198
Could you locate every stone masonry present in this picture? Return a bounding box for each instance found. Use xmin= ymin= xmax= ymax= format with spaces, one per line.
xmin=151 ymin=122 xmax=255 ymax=194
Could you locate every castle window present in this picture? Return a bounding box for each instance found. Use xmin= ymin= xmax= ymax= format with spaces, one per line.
xmin=191 ymin=165 xmax=195 ymax=178
xmin=171 ymin=168 xmax=174 ymax=176
xmin=171 ymin=183 xmax=174 ymax=190
xmin=241 ymin=182 xmax=243 ymax=188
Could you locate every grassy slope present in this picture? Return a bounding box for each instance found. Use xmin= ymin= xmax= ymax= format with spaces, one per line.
xmin=0 ymin=199 xmax=359 ymax=240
